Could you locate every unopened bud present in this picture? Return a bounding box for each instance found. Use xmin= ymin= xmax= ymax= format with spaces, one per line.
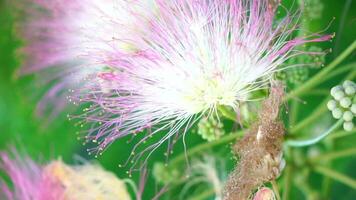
xmin=345 ymin=86 xmax=355 ymax=95
xmin=331 ymin=108 xmax=342 ymax=119
xmin=327 ymin=100 xmax=337 ymax=110
xmin=343 ymin=111 xmax=353 ymax=122
xmin=343 ymin=122 xmax=354 ymax=132
xmin=351 ymin=104 xmax=356 ymax=114
xmin=330 ymin=86 xmax=342 ymax=97
xmin=340 ymin=97 xmax=351 ymax=108
xmin=333 ymin=90 xmax=345 ymax=101
xmin=253 ymin=187 xmax=275 ymax=200
xmin=343 ymin=80 xmax=354 ymax=88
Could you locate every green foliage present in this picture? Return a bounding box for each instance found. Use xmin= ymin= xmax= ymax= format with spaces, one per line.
xmin=0 ymin=0 xmax=355 ymax=199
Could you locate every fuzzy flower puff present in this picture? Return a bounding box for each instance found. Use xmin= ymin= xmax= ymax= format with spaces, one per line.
xmin=0 ymin=151 xmax=65 ymax=200
xmin=0 ymin=151 xmax=131 ymax=200
xmin=21 ymin=0 xmax=331 ymax=165
xmin=20 ymin=0 xmax=154 ymax=72
xmin=17 ymin=0 xmax=154 ymax=118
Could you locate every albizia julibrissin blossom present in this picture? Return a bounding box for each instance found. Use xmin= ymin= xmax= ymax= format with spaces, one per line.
xmin=20 ymin=0 xmax=331 ymax=164
xmin=17 ymin=0 xmax=154 ymax=117
xmin=0 ymin=151 xmax=64 ymax=200
xmin=0 ymin=151 xmax=131 ymax=200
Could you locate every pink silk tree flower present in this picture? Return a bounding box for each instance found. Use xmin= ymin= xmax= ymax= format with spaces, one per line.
xmin=0 ymin=151 xmax=131 ymax=200
xmin=74 ymin=0 xmax=331 ymax=165
xmin=18 ymin=0 xmax=331 ymax=166
xmin=16 ymin=0 xmax=154 ymax=118
xmin=0 ymin=151 xmax=65 ymax=200
xmin=19 ymin=0 xmax=154 ymax=72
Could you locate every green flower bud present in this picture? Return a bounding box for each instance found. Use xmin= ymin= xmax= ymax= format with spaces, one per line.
xmin=340 ymin=97 xmax=352 ymax=108
xmin=332 ymin=108 xmax=342 ymax=119
xmin=153 ymin=162 xmax=180 ymax=185
xmin=343 ymin=111 xmax=353 ymax=122
xmin=345 ymin=86 xmax=355 ymax=95
xmin=275 ymin=71 xmax=287 ymax=82
xmin=333 ymin=90 xmax=345 ymax=101
xmin=330 ymin=86 xmax=342 ymax=96
xmin=197 ymin=117 xmax=224 ymax=142
xmin=351 ymin=104 xmax=356 ymax=114
xmin=343 ymin=122 xmax=354 ymax=132
xmin=343 ymin=80 xmax=355 ymax=88
xmin=288 ymin=67 xmax=309 ymax=85
xmin=328 ymin=81 xmax=355 ymax=124
xmin=305 ymin=0 xmax=324 ymax=20
xmin=327 ymin=100 xmax=337 ymax=110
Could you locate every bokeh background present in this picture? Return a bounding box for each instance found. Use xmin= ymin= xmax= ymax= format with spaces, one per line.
xmin=0 ymin=0 xmax=355 ymax=199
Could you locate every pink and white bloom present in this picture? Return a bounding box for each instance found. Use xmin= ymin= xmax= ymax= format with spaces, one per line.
xmin=20 ymin=0 xmax=331 ymax=165
xmin=20 ymin=0 xmax=153 ymax=72
xmin=18 ymin=0 xmax=153 ymax=117
xmin=0 ymin=150 xmax=131 ymax=200
xmin=0 ymin=151 xmax=64 ymax=200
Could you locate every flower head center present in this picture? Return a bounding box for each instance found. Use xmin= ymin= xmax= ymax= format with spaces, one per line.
xmin=182 ymin=74 xmax=237 ymax=114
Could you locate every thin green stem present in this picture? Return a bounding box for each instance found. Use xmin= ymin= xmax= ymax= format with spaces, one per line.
xmin=321 ymin=132 xmax=335 ymax=198
xmin=311 ymin=148 xmax=356 ymax=162
xmin=285 ymin=40 xmax=356 ymax=101
xmin=289 ymin=100 xmax=299 ymax=127
xmin=188 ymin=189 xmax=215 ymax=200
xmin=282 ymin=165 xmax=292 ymax=200
xmin=294 ymin=169 xmax=318 ymax=200
xmin=122 ymin=179 xmax=138 ymax=196
xmin=286 ymin=119 xmax=343 ymax=147
xmin=167 ymin=132 xmax=245 ymax=192
xmin=272 ymin=180 xmax=281 ymax=200
xmin=169 ymin=131 xmax=244 ymax=166
xmin=327 ymin=129 xmax=356 ymax=140
xmin=289 ymin=99 xmax=329 ymax=134
xmin=324 ymin=62 xmax=356 ymax=80
xmin=322 ymin=176 xmax=332 ymax=199
xmin=314 ymin=166 xmax=356 ymax=189
xmin=300 ymin=89 xmax=329 ymax=96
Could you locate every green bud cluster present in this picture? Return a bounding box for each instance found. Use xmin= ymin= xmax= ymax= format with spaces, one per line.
xmin=287 ymin=66 xmax=310 ymax=86
xmin=304 ymin=0 xmax=324 ymax=20
xmin=306 ymin=46 xmax=326 ymax=67
xmin=276 ymin=46 xmax=325 ymax=86
xmin=327 ymin=80 xmax=356 ymax=131
xmin=291 ymin=46 xmax=326 ymax=69
xmin=197 ymin=117 xmax=225 ymax=142
xmin=152 ymin=162 xmax=180 ymax=185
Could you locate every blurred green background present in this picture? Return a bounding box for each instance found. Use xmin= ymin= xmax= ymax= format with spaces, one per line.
xmin=0 ymin=0 xmax=355 ymax=199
